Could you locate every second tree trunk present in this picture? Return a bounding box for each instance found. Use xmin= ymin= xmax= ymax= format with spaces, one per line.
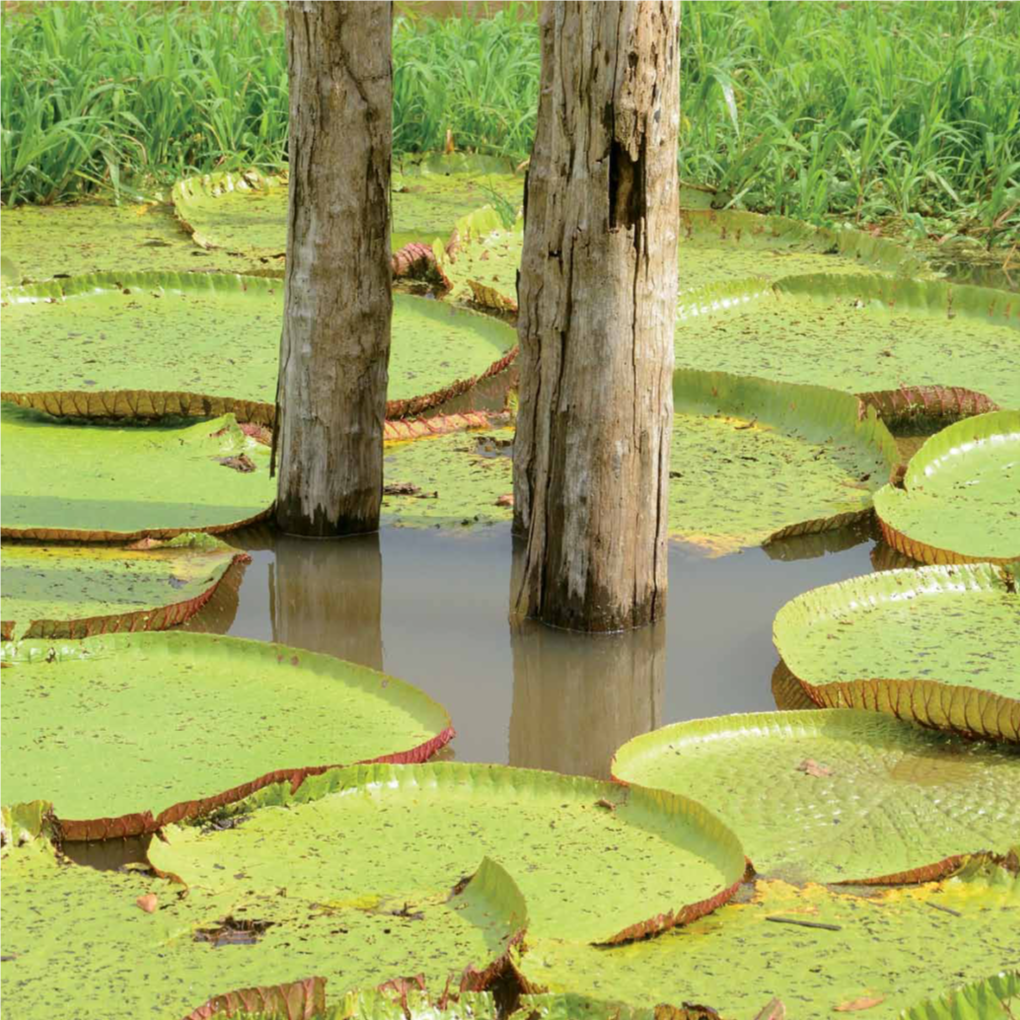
xmin=513 ymin=1 xmax=679 ymax=632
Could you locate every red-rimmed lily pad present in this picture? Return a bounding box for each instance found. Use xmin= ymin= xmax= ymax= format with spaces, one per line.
xmin=0 ymin=817 xmax=524 ymax=1019
xmin=873 ymin=411 xmax=1020 ymax=565
xmin=1 ymin=274 xmax=518 ymax=423
xmin=773 ymin=564 xmax=1020 ymax=743
xmin=150 ymin=763 xmax=746 ymax=946
xmin=0 ymin=633 xmax=454 ymax=839
xmin=0 ymin=534 xmax=249 ymax=640
xmin=612 ymin=710 xmax=1020 ymax=884
xmin=668 ymin=370 xmax=898 ymax=556
xmin=676 ymin=208 xmax=931 ymax=293
xmin=171 ymin=159 xmax=523 ymax=259
xmin=675 ymin=274 xmax=1020 ymax=408
xmin=0 ymin=406 xmax=275 ymax=541
xmin=516 ymin=858 xmax=1020 ymax=1018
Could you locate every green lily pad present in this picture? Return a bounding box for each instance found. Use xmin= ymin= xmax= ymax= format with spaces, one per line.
xmin=677 ymin=209 xmax=930 ymax=293
xmin=668 ymin=370 xmax=898 ymax=556
xmin=150 ymin=762 xmax=746 ymax=945
xmin=0 ymin=633 xmax=454 ymax=839
xmin=612 ymin=710 xmax=1020 ymax=884
xmin=773 ymin=564 xmax=1020 ymax=743
xmin=873 ymin=411 xmax=1020 ymax=565
xmin=1 ymin=274 xmax=518 ymax=423
xmin=440 ymin=205 xmax=931 ymax=319
xmin=0 ymin=533 xmax=249 ymax=640
xmin=901 ymin=971 xmax=1020 ymax=1020
xmin=181 ymin=983 xmax=499 ymax=1020
xmin=0 ymin=201 xmax=266 ymax=283
xmin=0 ymin=825 xmax=524 ymax=1019
xmin=516 ymin=994 xmax=707 ymax=1020
xmin=516 ymin=858 xmax=1020 ymax=1018
xmin=171 ymin=159 xmax=524 ymax=259
xmin=382 ymin=428 xmax=515 ymax=529
xmin=0 ymin=406 xmax=274 ymax=541
xmin=676 ymin=274 xmax=1020 ymax=408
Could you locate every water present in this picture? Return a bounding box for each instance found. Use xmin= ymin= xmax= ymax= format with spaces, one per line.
xmin=210 ymin=521 xmax=880 ymax=779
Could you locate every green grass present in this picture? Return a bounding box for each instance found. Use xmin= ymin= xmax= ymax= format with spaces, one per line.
xmin=2 ymin=1 xmax=1017 ymax=243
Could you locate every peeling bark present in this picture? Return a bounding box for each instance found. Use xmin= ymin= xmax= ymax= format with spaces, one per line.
xmin=512 ymin=1 xmax=679 ymax=631
xmin=274 ymin=1 xmax=392 ymax=536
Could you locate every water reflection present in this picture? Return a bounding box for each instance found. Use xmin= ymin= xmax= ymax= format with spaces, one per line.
xmin=268 ymin=533 xmax=384 ymax=671
xmin=509 ymin=616 xmax=664 ymax=779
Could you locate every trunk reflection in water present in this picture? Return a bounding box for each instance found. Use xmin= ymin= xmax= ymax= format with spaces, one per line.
xmin=218 ymin=522 xmax=877 ymax=774
xmin=269 ymin=532 xmax=384 ymax=671
xmin=509 ymin=616 xmax=664 ymax=779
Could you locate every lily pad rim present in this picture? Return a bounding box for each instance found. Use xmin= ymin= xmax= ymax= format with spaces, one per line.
xmin=0 ymin=630 xmax=456 ymax=840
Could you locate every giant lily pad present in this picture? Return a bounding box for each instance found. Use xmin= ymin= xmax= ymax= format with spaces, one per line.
xmin=150 ymin=763 xmax=746 ymax=945
xmin=668 ymin=370 xmax=898 ymax=556
xmin=516 ymin=858 xmax=1020 ymax=1018
xmin=612 ymin=710 xmax=1020 ymax=884
xmin=171 ymin=159 xmax=523 ymax=259
xmin=0 ymin=821 xmax=525 ymax=1019
xmin=675 ymin=274 xmax=1020 ymax=408
xmin=0 ymin=201 xmax=262 ymax=283
xmin=773 ymin=564 xmax=1020 ymax=743
xmin=382 ymin=428 xmax=515 ymax=529
xmin=0 ymin=533 xmax=249 ymax=640
xmin=441 ymin=205 xmax=932 ymax=319
xmin=1 ymin=275 xmax=518 ymax=423
xmin=0 ymin=406 xmax=274 ymax=541
xmin=873 ymin=411 xmax=1020 ymax=565
xmin=0 ymin=633 xmax=454 ymax=838
xmin=676 ymin=209 xmax=930 ymax=293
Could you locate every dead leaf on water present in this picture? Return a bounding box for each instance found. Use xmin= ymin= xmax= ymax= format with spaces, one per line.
xmin=797 ymin=759 xmax=834 ymax=778
xmin=834 ymin=995 xmax=884 ymax=1012
xmin=136 ymin=893 xmax=158 ymax=914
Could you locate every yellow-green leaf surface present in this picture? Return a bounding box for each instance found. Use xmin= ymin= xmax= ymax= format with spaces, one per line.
xmin=150 ymin=763 xmax=746 ymax=945
xmin=0 ymin=833 xmax=523 ymax=1020
xmin=675 ymin=274 xmax=1020 ymax=408
xmin=0 ymin=406 xmax=274 ymax=541
xmin=773 ymin=565 xmax=1020 ymax=743
xmin=171 ymin=159 xmax=524 ymax=257
xmin=874 ymin=411 xmax=1020 ymax=565
xmin=612 ymin=710 xmax=1020 ymax=884
xmin=1 ymin=275 xmax=517 ymax=423
xmin=517 ymin=861 xmax=1020 ymax=1019
xmin=0 ymin=201 xmax=266 ymax=282
xmin=676 ymin=209 xmax=930 ymax=293
xmin=440 ymin=206 xmax=930 ymax=316
xmin=668 ymin=370 xmax=898 ymax=556
xmin=382 ymin=428 xmax=515 ymax=529
xmin=0 ymin=533 xmax=248 ymax=640
xmin=0 ymin=633 xmax=453 ymax=837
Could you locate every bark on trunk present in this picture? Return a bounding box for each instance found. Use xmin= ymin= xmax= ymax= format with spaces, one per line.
xmin=512 ymin=1 xmax=679 ymax=632
xmin=274 ymin=1 xmax=392 ymax=536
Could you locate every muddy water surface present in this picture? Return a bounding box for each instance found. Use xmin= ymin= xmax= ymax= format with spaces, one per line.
xmin=216 ymin=523 xmax=879 ymax=779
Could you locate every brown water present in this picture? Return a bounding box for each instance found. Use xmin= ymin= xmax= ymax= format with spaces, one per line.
xmin=203 ymin=521 xmax=880 ymax=779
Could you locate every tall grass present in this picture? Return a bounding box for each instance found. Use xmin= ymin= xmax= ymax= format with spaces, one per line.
xmin=2 ymin=0 xmax=1017 ymax=239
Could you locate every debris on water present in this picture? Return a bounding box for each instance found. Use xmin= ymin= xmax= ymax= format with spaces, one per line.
xmin=797 ymin=759 xmax=833 ymax=777
xmin=217 ymin=454 xmax=256 ymax=473
xmin=136 ymin=893 xmax=158 ymax=914
xmin=194 ymin=916 xmax=274 ymax=946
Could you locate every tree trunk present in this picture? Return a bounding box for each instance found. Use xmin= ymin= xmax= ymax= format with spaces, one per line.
xmin=274 ymin=1 xmax=392 ymax=536
xmin=512 ymin=1 xmax=679 ymax=632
